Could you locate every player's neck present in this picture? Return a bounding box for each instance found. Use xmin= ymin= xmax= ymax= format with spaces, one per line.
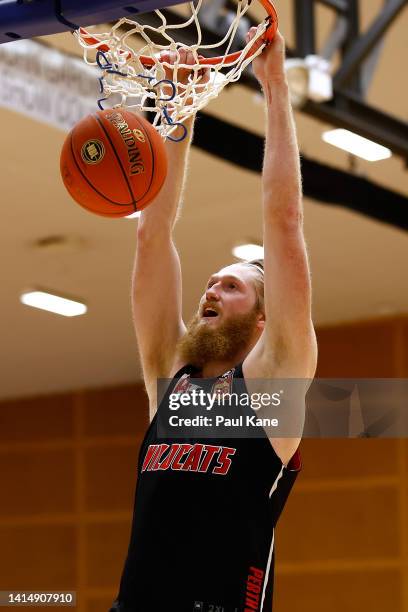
xmin=198 ymin=349 xmax=249 ymax=379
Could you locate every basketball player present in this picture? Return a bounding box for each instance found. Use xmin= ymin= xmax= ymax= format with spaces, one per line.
xmin=110 ymin=28 xmax=317 ymax=612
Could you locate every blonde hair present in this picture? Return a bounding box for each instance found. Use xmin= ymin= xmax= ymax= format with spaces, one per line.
xmin=241 ymin=259 xmax=264 ymax=313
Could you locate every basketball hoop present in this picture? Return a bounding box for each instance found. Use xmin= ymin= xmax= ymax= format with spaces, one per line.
xmin=75 ymin=0 xmax=278 ymax=141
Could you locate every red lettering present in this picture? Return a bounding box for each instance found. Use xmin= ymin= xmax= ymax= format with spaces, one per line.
xmin=244 ymin=566 xmax=264 ymax=612
xmin=149 ymin=444 xmax=169 ymax=470
xmin=158 ymin=444 xmax=180 ymax=470
xmin=212 ymin=446 xmax=236 ymax=475
xmin=198 ymin=445 xmax=221 ymax=472
xmin=141 ymin=445 xmax=159 ymax=472
xmin=181 ymin=444 xmax=204 ymax=472
xmin=249 ymin=566 xmax=264 ymax=580
xmin=171 ymin=444 xmax=193 ymax=470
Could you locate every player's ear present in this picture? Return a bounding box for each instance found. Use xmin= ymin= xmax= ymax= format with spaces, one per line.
xmin=256 ymin=312 xmax=266 ymax=329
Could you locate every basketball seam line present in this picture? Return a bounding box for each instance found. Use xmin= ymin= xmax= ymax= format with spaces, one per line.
xmin=69 ymin=133 xmax=133 ymax=208
xmin=94 ymin=113 xmax=137 ymax=211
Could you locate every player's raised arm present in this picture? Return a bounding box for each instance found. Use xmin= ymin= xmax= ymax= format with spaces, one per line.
xmin=242 ymin=29 xmax=317 ymax=465
xmin=246 ymin=28 xmax=317 ymax=377
xmin=133 ymin=50 xmax=210 ymax=418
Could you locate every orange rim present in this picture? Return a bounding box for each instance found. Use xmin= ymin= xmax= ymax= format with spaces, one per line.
xmin=79 ymin=0 xmax=278 ymax=67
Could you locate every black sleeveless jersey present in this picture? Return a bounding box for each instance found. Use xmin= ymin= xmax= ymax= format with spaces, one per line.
xmin=110 ymin=363 xmax=301 ymax=612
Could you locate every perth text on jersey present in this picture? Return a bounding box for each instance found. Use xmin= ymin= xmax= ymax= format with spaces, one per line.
xmin=245 ymin=566 xmax=264 ymax=611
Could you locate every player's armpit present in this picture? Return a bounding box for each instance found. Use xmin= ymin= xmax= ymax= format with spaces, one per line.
xmin=242 ymin=355 xmax=310 ymax=466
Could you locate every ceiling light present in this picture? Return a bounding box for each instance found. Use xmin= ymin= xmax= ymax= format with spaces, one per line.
xmin=125 ymin=211 xmax=141 ymax=219
xmin=20 ymin=290 xmax=87 ymax=317
xmin=284 ymin=58 xmax=309 ymax=109
xmin=322 ymin=129 xmax=392 ymax=162
xmin=232 ymin=243 xmax=264 ymax=261
xmin=305 ymin=55 xmax=332 ymax=103
xmin=285 ymin=55 xmax=332 ymax=109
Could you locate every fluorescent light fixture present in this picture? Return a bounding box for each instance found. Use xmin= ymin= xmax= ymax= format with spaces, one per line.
xmin=285 ymin=58 xmax=309 ymax=109
xmin=322 ymin=129 xmax=392 ymax=162
xmin=232 ymin=243 xmax=264 ymax=261
xmin=125 ymin=211 xmax=141 ymax=219
xmin=20 ymin=290 xmax=87 ymax=317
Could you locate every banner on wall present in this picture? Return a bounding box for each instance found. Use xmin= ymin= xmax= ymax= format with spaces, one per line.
xmin=0 ymin=39 xmax=100 ymax=131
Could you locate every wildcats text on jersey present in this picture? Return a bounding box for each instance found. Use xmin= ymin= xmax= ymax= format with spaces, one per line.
xmin=141 ymin=443 xmax=237 ymax=476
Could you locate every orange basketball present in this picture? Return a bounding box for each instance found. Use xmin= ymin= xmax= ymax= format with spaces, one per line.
xmin=60 ymin=109 xmax=167 ymax=217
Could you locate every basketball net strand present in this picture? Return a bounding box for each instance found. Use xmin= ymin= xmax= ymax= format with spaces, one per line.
xmin=75 ymin=0 xmax=268 ymax=141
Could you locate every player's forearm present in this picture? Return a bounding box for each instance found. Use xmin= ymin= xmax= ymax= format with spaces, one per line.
xmin=137 ymin=115 xmax=195 ymax=239
xmin=261 ymin=80 xmax=303 ymax=224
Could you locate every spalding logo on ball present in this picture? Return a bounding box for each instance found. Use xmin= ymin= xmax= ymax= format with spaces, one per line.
xmin=60 ymin=109 xmax=168 ymax=218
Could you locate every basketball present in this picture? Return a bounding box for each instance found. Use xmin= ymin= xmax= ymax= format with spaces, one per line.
xmin=60 ymin=109 xmax=167 ymax=217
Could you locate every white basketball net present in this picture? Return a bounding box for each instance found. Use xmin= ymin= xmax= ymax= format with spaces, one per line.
xmin=75 ymin=0 xmax=269 ymax=141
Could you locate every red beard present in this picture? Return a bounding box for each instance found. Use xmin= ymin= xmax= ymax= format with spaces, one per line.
xmin=176 ymin=308 xmax=260 ymax=368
